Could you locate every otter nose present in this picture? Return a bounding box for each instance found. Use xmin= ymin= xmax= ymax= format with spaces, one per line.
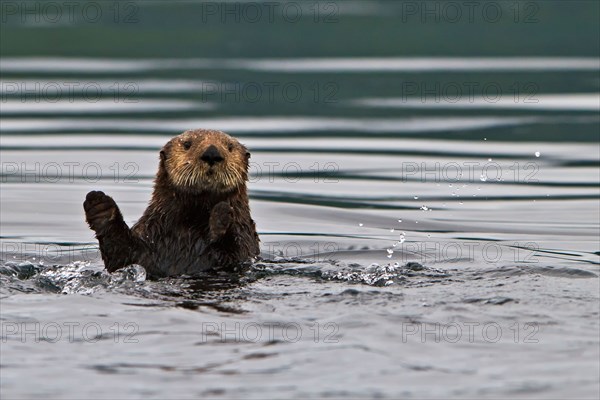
xmin=200 ymin=145 xmax=224 ymax=166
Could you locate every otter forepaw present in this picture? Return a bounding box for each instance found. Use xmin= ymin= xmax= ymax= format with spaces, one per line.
xmin=84 ymin=191 xmax=122 ymax=234
xmin=209 ymin=201 xmax=233 ymax=242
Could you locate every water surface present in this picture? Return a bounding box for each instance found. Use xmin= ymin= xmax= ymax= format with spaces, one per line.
xmin=1 ymin=2 xmax=599 ymax=399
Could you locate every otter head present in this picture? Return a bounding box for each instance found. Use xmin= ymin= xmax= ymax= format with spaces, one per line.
xmin=160 ymin=129 xmax=250 ymax=194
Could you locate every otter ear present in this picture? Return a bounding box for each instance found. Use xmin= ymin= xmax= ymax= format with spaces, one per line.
xmin=160 ymin=141 xmax=172 ymax=162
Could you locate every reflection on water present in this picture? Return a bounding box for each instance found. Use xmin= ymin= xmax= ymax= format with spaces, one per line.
xmin=1 ymin=1 xmax=599 ymax=399
xmin=353 ymin=93 xmax=600 ymax=111
xmin=1 ymin=56 xmax=599 ymax=73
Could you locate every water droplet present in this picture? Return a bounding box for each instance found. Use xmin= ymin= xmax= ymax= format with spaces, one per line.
xmin=387 ymin=248 xmax=394 ymax=254
xmin=398 ymin=219 xmax=402 ymax=223
xmin=358 ymin=223 xmax=363 ymax=227
xmin=535 ymin=151 xmax=541 ymax=157
xmin=390 ymin=228 xmax=395 ymax=232
xmin=420 ymin=205 xmax=429 ymax=211
xmin=414 ymin=196 xmax=419 ymax=200
xmin=480 ymin=174 xmax=487 ymax=182
xmin=459 ymin=202 xmax=464 ymax=205
xmin=488 ymin=158 xmax=492 ymax=162
xmin=427 ymin=234 xmax=431 ymax=238
xmin=484 ymin=138 xmax=487 ymax=141
xmin=399 ymin=233 xmax=406 ymax=243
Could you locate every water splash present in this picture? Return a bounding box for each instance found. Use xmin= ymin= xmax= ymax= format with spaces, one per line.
xmin=2 ymin=256 xmax=451 ymax=300
xmin=251 ymin=259 xmax=450 ymax=287
xmin=1 ymin=261 xmax=147 ymax=295
xmin=321 ymin=262 xmax=449 ymax=287
xmin=41 ymin=262 xmax=147 ymax=294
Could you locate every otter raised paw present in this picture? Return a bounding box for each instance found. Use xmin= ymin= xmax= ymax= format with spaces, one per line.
xmin=84 ymin=190 xmax=140 ymax=273
xmin=84 ymin=191 xmax=121 ymax=233
xmin=83 ymin=129 xmax=260 ymax=278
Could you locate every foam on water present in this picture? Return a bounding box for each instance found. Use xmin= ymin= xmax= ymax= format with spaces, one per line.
xmin=0 ymin=258 xmax=453 ymax=298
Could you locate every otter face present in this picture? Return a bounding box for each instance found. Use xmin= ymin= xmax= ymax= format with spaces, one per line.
xmin=160 ymin=129 xmax=250 ymax=194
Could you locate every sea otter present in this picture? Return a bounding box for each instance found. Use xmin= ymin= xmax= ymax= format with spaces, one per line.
xmin=83 ymin=129 xmax=260 ymax=279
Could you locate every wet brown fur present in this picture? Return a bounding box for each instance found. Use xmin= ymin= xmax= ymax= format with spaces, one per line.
xmin=83 ymin=129 xmax=260 ymax=278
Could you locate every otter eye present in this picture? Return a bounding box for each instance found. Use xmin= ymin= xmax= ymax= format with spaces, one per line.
xmin=228 ymin=143 xmax=234 ymax=152
xmin=245 ymin=152 xmax=251 ymax=159
xmin=183 ymin=141 xmax=192 ymax=150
